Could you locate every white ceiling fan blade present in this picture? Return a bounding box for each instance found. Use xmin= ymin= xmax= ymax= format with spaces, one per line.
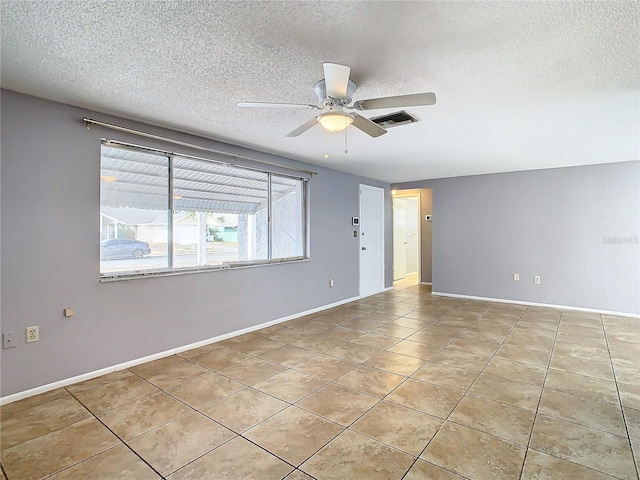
xmin=238 ymin=102 xmax=318 ymax=109
xmin=354 ymin=92 xmax=436 ymax=110
xmin=351 ymin=113 xmax=387 ymax=138
xmin=285 ymin=118 xmax=319 ymax=137
xmin=323 ymin=63 xmax=351 ymax=98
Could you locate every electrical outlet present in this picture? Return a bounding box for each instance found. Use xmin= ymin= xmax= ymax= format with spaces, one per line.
xmin=26 ymin=326 xmax=39 ymax=343
xmin=329 ymin=277 xmax=334 ymax=288
xmin=513 ymin=273 xmax=520 ymax=281
xmin=3 ymin=331 xmax=17 ymax=349
xmin=534 ymin=275 xmax=541 ymax=284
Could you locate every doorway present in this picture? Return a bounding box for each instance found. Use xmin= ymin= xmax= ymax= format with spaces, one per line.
xmin=359 ymin=184 xmax=385 ymax=298
xmin=393 ymin=194 xmax=420 ymax=285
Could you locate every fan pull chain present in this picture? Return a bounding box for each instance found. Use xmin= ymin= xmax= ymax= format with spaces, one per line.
xmin=344 ymin=120 xmax=349 ymax=154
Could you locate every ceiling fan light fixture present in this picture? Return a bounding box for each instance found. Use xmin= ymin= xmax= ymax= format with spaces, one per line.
xmin=317 ymin=112 xmax=353 ymax=132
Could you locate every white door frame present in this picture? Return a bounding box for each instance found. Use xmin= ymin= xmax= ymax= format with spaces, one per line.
xmin=392 ymin=192 xmax=421 ymax=284
xmin=359 ymin=184 xmax=385 ymax=298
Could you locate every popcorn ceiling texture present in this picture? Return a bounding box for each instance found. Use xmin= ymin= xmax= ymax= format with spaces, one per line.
xmin=1 ymin=1 xmax=639 ymax=182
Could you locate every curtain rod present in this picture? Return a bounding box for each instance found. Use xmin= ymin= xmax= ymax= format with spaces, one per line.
xmin=82 ymin=117 xmax=317 ymax=176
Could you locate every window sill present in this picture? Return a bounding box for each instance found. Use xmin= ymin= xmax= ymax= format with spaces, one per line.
xmin=100 ymin=257 xmax=310 ymax=282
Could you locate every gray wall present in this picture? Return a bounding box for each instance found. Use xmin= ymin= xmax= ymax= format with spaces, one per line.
xmin=394 ymin=163 xmax=640 ymax=314
xmin=0 ymin=90 xmax=392 ymax=396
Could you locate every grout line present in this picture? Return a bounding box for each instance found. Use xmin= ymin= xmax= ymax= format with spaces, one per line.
xmin=519 ymin=304 xmax=562 ymax=479
xmin=601 ymin=314 xmax=640 ymax=480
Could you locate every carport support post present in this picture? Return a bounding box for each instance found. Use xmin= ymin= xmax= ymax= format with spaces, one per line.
xmin=197 ymin=211 xmax=207 ymax=266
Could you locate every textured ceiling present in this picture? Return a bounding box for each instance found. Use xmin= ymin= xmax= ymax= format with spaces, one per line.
xmin=2 ymin=1 xmax=639 ymax=182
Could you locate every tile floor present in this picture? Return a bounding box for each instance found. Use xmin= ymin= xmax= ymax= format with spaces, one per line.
xmin=1 ymin=283 xmax=639 ymax=479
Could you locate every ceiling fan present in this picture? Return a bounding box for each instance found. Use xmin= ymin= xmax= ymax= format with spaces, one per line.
xmin=238 ymin=63 xmax=436 ymax=138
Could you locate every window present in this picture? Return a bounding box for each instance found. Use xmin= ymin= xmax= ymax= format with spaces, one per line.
xmin=100 ymin=142 xmax=307 ymax=277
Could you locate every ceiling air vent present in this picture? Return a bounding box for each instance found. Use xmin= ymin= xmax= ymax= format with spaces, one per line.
xmin=369 ymin=110 xmax=419 ymax=129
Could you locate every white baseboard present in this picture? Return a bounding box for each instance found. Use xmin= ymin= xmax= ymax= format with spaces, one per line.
xmin=420 ymin=282 xmax=432 ymax=286
xmin=431 ymin=291 xmax=640 ymax=318
xmin=1 ymin=295 xmax=359 ymax=406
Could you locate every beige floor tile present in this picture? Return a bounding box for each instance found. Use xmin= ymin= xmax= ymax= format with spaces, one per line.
xmin=253 ymin=369 xmax=326 ymax=403
xmin=404 ymin=460 xmax=466 ymax=479
xmin=549 ymin=353 xmax=614 ymax=381
xmin=133 ymin=358 xmax=211 ymax=389
xmin=297 ymin=384 xmax=378 ymax=426
xmin=48 ymin=444 xmax=160 ymax=479
xmin=177 ymin=342 xmax=224 ymax=359
xmin=364 ymin=351 xmax=426 ymax=376
xmin=422 ymin=421 xmax=526 ymax=479
xmin=412 ymin=362 xmax=478 ymax=391
xmin=290 ymin=320 xmax=333 ymax=335
xmin=128 ymin=412 xmax=235 ymax=476
xmin=624 ymin=406 xmax=640 ymax=441
xmin=0 ymin=388 xmax=70 ymax=418
xmin=619 ymin=382 xmax=640 ymax=410
xmin=335 ymin=366 xmax=405 ymax=397
xmin=460 ymin=327 xmax=509 ymax=344
xmin=544 ymin=369 xmax=619 ymax=405
xmin=219 ymin=332 xmax=260 ymax=345
xmin=557 ymin=333 xmax=608 ymax=350
xmin=350 ymin=332 xmax=400 ymax=349
xmin=229 ymin=336 xmax=286 ymax=355
xmin=552 ymin=342 xmax=610 ymax=363
xmin=1 ymin=418 xmax=120 ymax=480
xmin=521 ymin=448 xmax=619 ymax=479
xmin=323 ymin=326 xmax=365 ymax=341
xmin=407 ymin=330 xmax=456 ymax=346
xmin=167 ymin=436 xmax=293 ymax=479
xmin=351 ymin=401 xmax=443 ymax=455
xmin=371 ymin=324 xmax=419 ymax=338
xmin=258 ymin=345 xmax=318 ymax=367
xmin=377 ymin=305 xmax=417 ymax=316
xmin=293 ymin=354 xmax=357 ymax=380
xmin=538 ymin=389 xmax=627 ymax=436
xmin=495 ymin=344 xmax=551 ymax=367
xmin=74 ymin=375 xmax=160 ymax=414
xmin=98 ymin=392 xmax=192 ymax=440
xmin=188 ymin=346 xmax=253 ymax=370
xmin=449 ymin=394 xmax=536 ymax=445
xmin=165 ymin=372 xmax=244 ymax=409
xmin=446 ymin=337 xmax=500 ymax=356
xmin=65 ymin=370 xmax=134 ymax=394
xmin=469 ymin=373 xmax=542 ymax=411
xmin=387 ymin=340 xmax=443 ymax=360
xmin=530 ymin=414 xmax=636 ymax=480
xmin=614 ymin=364 xmax=640 ymax=386
xmin=387 ymin=379 xmax=463 ymax=419
xmin=244 ymin=406 xmax=343 ymax=466
xmin=291 ymin=335 xmax=347 ymax=352
xmin=342 ymin=319 xmax=387 ymax=332
xmin=361 ymin=312 xmax=402 ymax=323
xmin=483 ymin=357 xmax=547 ymax=387
xmin=632 ymin=440 xmax=640 ymax=473
xmin=265 ymin=327 xmax=314 ymax=343
xmin=391 ymin=317 xmax=431 ymax=329
xmin=219 ymin=356 xmax=286 ymax=385
xmin=325 ymin=342 xmax=381 ymax=363
xmin=301 ymin=429 xmax=414 ymax=480
xmin=1 ymin=395 xmax=91 ymax=449
xmin=128 ymin=355 xmax=183 ymax=377
xmin=430 ymin=347 xmax=491 ymax=373
xmin=200 ymin=387 xmax=287 ymax=432
xmin=284 ymin=470 xmax=315 ymax=479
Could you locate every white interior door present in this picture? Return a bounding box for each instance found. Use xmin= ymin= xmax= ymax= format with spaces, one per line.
xmin=393 ymin=198 xmax=407 ymax=280
xmin=360 ymin=184 xmax=385 ymax=297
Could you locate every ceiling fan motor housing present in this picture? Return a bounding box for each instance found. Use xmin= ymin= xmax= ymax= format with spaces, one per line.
xmin=315 ymin=79 xmax=357 ymax=106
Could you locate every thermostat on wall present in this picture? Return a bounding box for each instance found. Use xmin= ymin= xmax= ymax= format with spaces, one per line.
xmin=352 ymin=217 xmax=360 ymax=226
xmin=425 ymin=215 xmax=432 ymax=221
